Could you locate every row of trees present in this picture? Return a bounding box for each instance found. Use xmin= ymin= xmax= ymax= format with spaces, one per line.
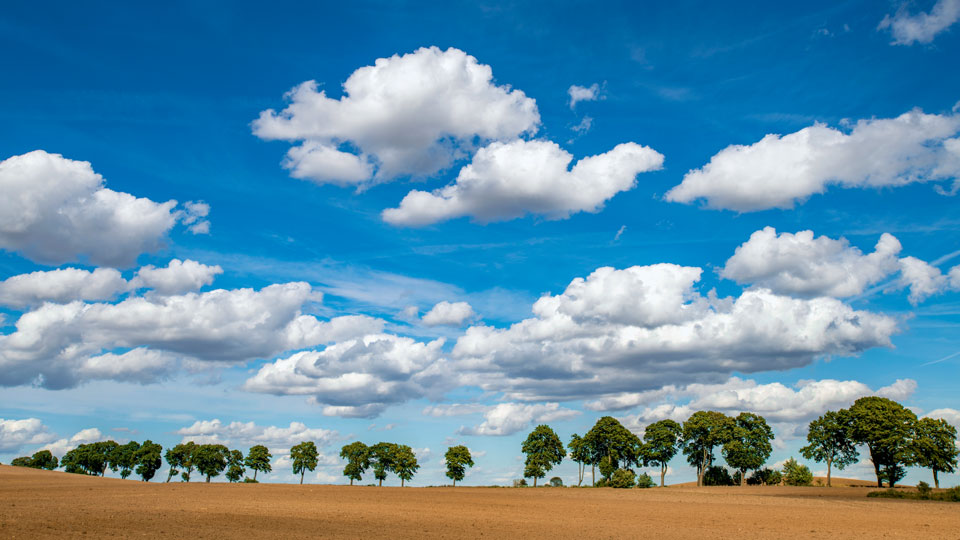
xmin=163 ymin=442 xmax=272 ymax=483
xmin=339 ymin=441 xmax=423 ymax=486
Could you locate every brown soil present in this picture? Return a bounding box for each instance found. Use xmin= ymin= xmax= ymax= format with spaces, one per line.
xmin=1 ymin=465 xmax=957 ymax=539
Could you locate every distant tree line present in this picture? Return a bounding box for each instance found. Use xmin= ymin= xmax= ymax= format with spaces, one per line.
xmin=338 ymin=441 xmax=422 ymax=486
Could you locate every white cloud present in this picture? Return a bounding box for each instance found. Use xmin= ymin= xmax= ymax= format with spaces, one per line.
xmin=421 ymin=301 xmax=475 ymax=326
xmin=179 ymin=201 xmax=211 ymax=235
xmin=382 ymin=139 xmax=664 ymax=226
xmin=40 ymin=427 xmax=104 ymax=457
xmin=925 ymin=408 xmax=960 ymax=426
xmin=665 ymin=108 xmax=960 ymax=211
xmin=0 ymin=418 xmax=58 ymax=453
xmin=568 ymin=83 xmax=601 ymax=109
xmin=252 ymin=46 xmax=539 ymax=185
xmin=458 ymin=402 xmax=580 ymax=436
xmin=422 ymin=403 xmax=491 ymax=417
xmin=0 ymin=267 xmax=127 ymax=308
xmin=0 ymin=150 xmax=198 ymax=267
xmin=898 ymin=256 xmax=960 ymax=304
xmin=175 ymin=419 xmax=338 ymax=454
xmin=130 ymin=259 xmax=223 ymax=295
xmin=879 ymin=0 xmax=960 ymax=45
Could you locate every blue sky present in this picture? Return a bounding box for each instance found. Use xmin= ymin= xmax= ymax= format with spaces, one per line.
xmin=1 ymin=0 xmax=959 ymax=486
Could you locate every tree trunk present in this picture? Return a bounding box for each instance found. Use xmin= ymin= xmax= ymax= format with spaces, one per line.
xmin=660 ymin=464 xmax=666 ymax=487
xmin=253 ymin=470 xmax=258 ymax=481
xmin=350 ymin=478 xmax=354 ymax=486
xmin=698 ymin=447 xmax=707 ymax=487
xmin=453 ymin=479 xmax=456 ymax=487
xmin=827 ymin=457 xmax=832 ymax=487
xmin=402 ymin=478 xmax=405 ymax=487
xmin=300 ymin=471 xmax=304 ymax=485
xmin=379 ymin=478 xmax=383 ymax=487
xmin=870 ymin=453 xmax=882 ymax=488
xmin=166 ymin=470 xmax=174 ymax=483
xmin=740 ymin=469 xmax=746 ymax=487
xmin=933 ymin=469 xmax=939 ymax=489
xmin=591 ymin=464 xmax=595 ymax=487
xmin=206 ymin=475 xmax=211 ymax=483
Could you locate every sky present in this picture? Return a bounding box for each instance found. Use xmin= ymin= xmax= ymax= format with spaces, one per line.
xmin=1 ymin=0 xmax=959 ymax=487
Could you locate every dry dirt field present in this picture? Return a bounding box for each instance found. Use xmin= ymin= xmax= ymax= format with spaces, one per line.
xmin=1 ymin=465 xmax=958 ymax=539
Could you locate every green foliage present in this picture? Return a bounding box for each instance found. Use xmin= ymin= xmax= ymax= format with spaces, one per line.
xmin=10 ymin=456 xmax=33 ymax=467
xmin=682 ymin=411 xmax=733 ymax=486
xmin=584 ymin=416 xmax=643 ymax=481
xmin=243 ymin=477 xmax=259 ymax=483
xmin=370 ymin=442 xmax=397 ymax=486
xmin=513 ymin=478 xmax=528 ymax=487
xmin=30 ymin=450 xmax=59 ymax=470
xmin=390 ymin=444 xmax=419 ymax=487
xmin=846 ymin=396 xmax=917 ymax=487
xmin=748 ymin=468 xmax=782 ymax=486
xmin=444 ymin=445 xmax=474 ymax=486
xmin=868 ymin=486 xmax=960 ymax=502
xmin=225 ymin=449 xmax=245 ymax=483
xmin=244 ymin=445 xmax=272 ymax=481
xmin=703 ymin=465 xmax=735 ymax=486
xmin=193 ymin=444 xmax=230 ymax=482
xmin=567 ymin=434 xmax=590 ymax=486
xmin=782 ymin=458 xmax=813 ymax=486
xmin=111 ymin=441 xmax=141 ymax=479
xmin=609 ymin=468 xmax=636 ymax=488
xmin=290 ymin=441 xmax=319 ymax=485
xmin=165 ymin=442 xmax=197 ymax=482
xmin=916 ymin=481 xmax=932 ymax=497
xmin=800 ymin=410 xmax=858 ymax=487
xmin=549 ymin=476 xmax=563 ymax=487
xmin=723 ymin=412 xmax=774 ymax=486
xmin=636 ymin=472 xmax=655 ymax=488
xmin=340 ymin=441 xmax=370 ymax=485
xmin=912 ymin=417 xmax=959 ymax=488
xmin=642 ymin=419 xmax=683 ymax=487
xmin=133 ymin=440 xmax=163 ymax=482
xmin=521 ymin=425 xmax=565 ymax=487
xmin=61 ymin=441 xmax=119 ymax=476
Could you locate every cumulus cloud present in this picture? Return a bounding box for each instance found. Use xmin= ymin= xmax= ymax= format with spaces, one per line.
xmin=0 ymin=267 xmax=128 ymax=308
xmin=40 ymin=427 xmax=104 ymax=457
xmin=422 ymin=403 xmax=492 ymax=417
xmin=130 ymin=259 xmax=223 ymax=295
xmin=0 ymin=150 xmax=200 ymax=267
xmin=879 ymin=0 xmax=960 ymax=45
xmin=457 ymin=402 xmax=580 ymax=436
xmin=898 ymin=256 xmax=960 ymax=304
xmin=175 ymin=419 xmax=338 ymax=454
xmin=0 ymin=418 xmax=58 ymax=452
xmin=665 ymin=107 xmax=960 ymax=211
xmin=179 ymin=201 xmax=211 ymax=235
xmin=382 ymin=139 xmax=664 ymax=226
xmin=925 ymin=408 xmax=960 ymax=426
xmin=252 ymin=46 xmax=539 ymax=185
xmin=421 ymin=301 xmax=475 ymax=326
xmin=452 ymin=263 xmax=898 ymax=402
xmin=568 ymin=83 xmax=601 ymax=109
xmin=243 ymin=333 xmax=452 ymax=418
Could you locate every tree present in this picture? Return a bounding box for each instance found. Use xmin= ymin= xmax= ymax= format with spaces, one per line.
xmin=567 ymin=434 xmax=590 ymax=487
xmin=194 ymin=444 xmax=230 ymax=482
xmin=61 ymin=442 xmax=118 ymax=476
xmin=642 ymin=419 xmax=683 ymax=487
xmin=549 ymin=476 xmax=563 ymax=487
xmin=782 ymin=458 xmax=812 ymax=486
xmin=291 ymin=441 xmax=319 ymax=485
xmin=391 ymin=444 xmax=420 ymax=487
xmin=799 ymin=410 xmax=858 ymax=487
xmin=846 ymin=397 xmax=917 ymax=487
xmin=748 ymin=468 xmax=781 ymax=486
xmin=60 ymin=448 xmax=88 ymax=475
xmin=10 ymin=456 xmax=33 ymax=467
xmin=340 ymin=442 xmax=370 ymax=486
xmin=133 ymin=440 xmax=163 ymax=482
xmin=91 ymin=441 xmax=120 ymax=476
xmin=584 ymin=416 xmax=643 ymax=483
xmin=226 ymin=449 xmax=246 ymax=482
xmin=111 ymin=441 xmax=141 ymax=479
xmin=636 ymin=472 xmax=656 ymax=488
xmin=244 ymin=445 xmax=272 ymax=481
xmin=444 ymin=445 xmax=474 ymax=486
xmin=14 ymin=450 xmax=59 ymax=470
xmin=370 ymin=442 xmax=397 ymax=486
xmin=703 ymin=465 xmax=735 ymax=486
xmin=521 ymin=425 xmax=565 ymax=487
xmin=609 ymin=468 xmax=636 ymax=488
xmin=723 ymin=413 xmax=774 ymax=486
xmin=912 ymin=417 xmax=959 ymax=489
xmin=682 ymin=411 xmax=733 ymax=486
xmin=164 ymin=442 xmax=196 ymax=482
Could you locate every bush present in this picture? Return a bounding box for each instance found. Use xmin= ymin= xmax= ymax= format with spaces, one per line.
xmin=917 ymin=481 xmax=932 ymax=498
xmin=868 ymin=486 xmax=960 ymax=502
xmin=747 ymin=468 xmax=782 ymax=486
xmin=243 ymin=478 xmax=259 ymax=483
xmin=636 ymin=473 xmax=655 ymax=488
xmin=549 ymin=477 xmax=563 ymax=487
xmin=513 ymin=478 xmax=527 ymax=487
xmin=703 ymin=466 xmax=735 ymax=486
xmin=609 ymin=468 xmax=636 ymax=488
xmin=782 ymin=458 xmax=812 ymax=486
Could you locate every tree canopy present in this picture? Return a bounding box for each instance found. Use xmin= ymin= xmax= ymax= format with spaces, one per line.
xmin=444 ymin=445 xmax=474 ymax=486
xmin=133 ymin=440 xmax=163 ymax=482
xmin=226 ymin=449 xmax=246 ymax=482
xmin=642 ymin=419 xmax=683 ymax=487
xmin=912 ymin=417 xmax=959 ymax=488
xmin=682 ymin=411 xmax=733 ymax=486
xmin=584 ymin=416 xmax=642 ymax=482
xmin=521 ymin=425 xmax=565 ymax=487
xmin=193 ymin=444 xmax=230 ymax=483
xmin=799 ymin=410 xmax=858 ymax=487
xmin=340 ymin=442 xmax=370 ymax=486
xmin=723 ymin=412 xmax=774 ymax=486
xmin=371 ymin=442 xmax=397 ymax=486
xmin=567 ymin=434 xmax=591 ymax=487
xmin=165 ymin=442 xmax=197 ymax=482
xmin=391 ymin=444 xmax=420 ymax=487
xmin=847 ymin=396 xmax=917 ymax=487
xmin=291 ymin=441 xmax=319 ymax=485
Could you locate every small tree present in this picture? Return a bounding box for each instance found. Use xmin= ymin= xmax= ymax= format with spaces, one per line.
xmin=244 ymin=445 xmax=272 ymax=481
xmin=682 ymin=411 xmax=733 ymax=487
xmin=782 ymin=458 xmax=812 ymax=486
xmin=703 ymin=465 xmax=735 ymax=486
xmin=444 ymin=445 xmax=474 ymax=486
xmin=194 ymin=444 xmax=230 ymax=482
xmin=391 ymin=444 xmax=419 ymax=487
xmin=225 ymin=449 xmax=245 ymax=482
xmin=371 ymin=442 xmax=397 ymax=486
xmin=584 ymin=416 xmax=643 ymax=483
xmin=133 ymin=440 xmax=163 ymax=482
xmin=10 ymin=456 xmax=33 ymax=467
xmin=29 ymin=450 xmax=59 ymax=470
xmin=521 ymin=425 xmax=565 ymax=487
xmin=291 ymin=441 xmax=319 ymax=485
xmin=549 ymin=476 xmax=563 ymax=487
xmin=847 ymin=397 xmax=917 ymax=487
xmin=800 ymin=410 xmax=858 ymax=487
xmin=723 ymin=412 xmax=774 ymax=486
xmin=912 ymin=417 xmax=959 ymax=489
xmin=609 ymin=468 xmax=636 ymax=488
xmin=567 ymin=434 xmax=590 ymax=487
xmin=642 ymin=419 xmax=683 ymax=487
xmin=748 ymin=468 xmax=781 ymax=486
xmin=111 ymin=441 xmax=141 ymax=479
xmin=164 ymin=442 xmax=196 ymax=482
xmin=636 ymin=472 xmax=656 ymax=488
xmin=340 ymin=442 xmax=370 ymax=486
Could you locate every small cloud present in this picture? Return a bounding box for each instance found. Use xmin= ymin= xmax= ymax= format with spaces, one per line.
xmin=568 ymin=83 xmax=604 ymax=110
xmin=614 ymin=225 xmax=626 ymax=242
xmin=570 ymin=116 xmax=593 ymax=134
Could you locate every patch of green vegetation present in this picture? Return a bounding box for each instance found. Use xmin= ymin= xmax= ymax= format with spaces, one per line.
xmin=867 ymin=485 xmax=960 ymax=502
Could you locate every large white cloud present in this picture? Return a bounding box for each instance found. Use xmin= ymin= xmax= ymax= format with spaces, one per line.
xmin=0 ymin=150 xmax=203 ymax=267
xmin=665 ymin=108 xmax=960 ymax=211
xmin=879 ymin=0 xmax=960 ymax=45
xmin=130 ymin=259 xmax=223 ymax=296
xmin=925 ymin=408 xmax=960 ymax=427
xmin=457 ymin=402 xmax=580 ymax=436
xmin=451 ymin=264 xmax=899 ymax=402
xmin=0 ymin=418 xmax=58 ymax=453
xmin=39 ymin=427 xmax=104 ymax=458
xmin=0 ymin=267 xmax=128 ymax=308
xmin=243 ymin=333 xmax=452 ymax=418
xmin=175 ymin=419 xmax=338 ymax=454
xmin=252 ymin=46 xmax=540 ymax=185
xmin=421 ymin=301 xmax=475 ymax=327
xmin=382 ymin=140 xmax=664 ymax=226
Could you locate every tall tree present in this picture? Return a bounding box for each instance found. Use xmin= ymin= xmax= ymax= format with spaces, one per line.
xmin=723 ymin=413 xmax=774 ymax=486
xmin=912 ymin=417 xmax=959 ymax=488
xmin=291 ymin=441 xmax=319 ymax=485
xmin=370 ymin=442 xmax=397 ymax=486
xmin=340 ymin=442 xmax=370 ymax=486
xmin=583 ymin=416 xmax=643 ymax=483
xmin=682 ymin=411 xmax=733 ymax=487
xmin=164 ymin=442 xmax=196 ymax=482
xmin=91 ymin=441 xmax=120 ymax=476
xmin=194 ymin=444 xmax=230 ymax=482
xmin=244 ymin=445 xmax=272 ymax=481
xmin=642 ymin=419 xmax=683 ymax=487
xmin=846 ymin=397 xmax=917 ymax=487
xmin=60 ymin=447 xmax=89 ymax=475
xmin=799 ymin=410 xmax=858 ymax=487
xmin=133 ymin=440 xmax=163 ymax=482
xmin=226 ymin=449 xmax=246 ymax=482
xmin=567 ymin=434 xmax=590 ymax=487
xmin=111 ymin=441 xmax=141 ymax=479
xmin=444 ymin=445 xmax=474 ymax=486
xmin=521 ymin=425 xmax=565 ymax=487
xmin=29 ymin=450 xmax=59 ymax=470
xmin=391 ymin=444 xmax=420 ymax=487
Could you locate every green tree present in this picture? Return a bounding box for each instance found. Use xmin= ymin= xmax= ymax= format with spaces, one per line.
xmin=549 ymin=476 xmax=563 ymax=487
xmin=290 ymin=441 xmax=319 ymax=485
xmin=912 ymin=417 xmax=959 ymax=489
xmin=10 ymin=456 xmax=33 ymax=467
xmin=194 ymin=444 xmax=230 ymax=482
xmin=799 ymin=410 xmax=858 ymax=487
xmin=636 ymin=472 xmax=656 ymax=488
xmin=391 ymin=444 xmax=420 ymax=487
xmin=609 ymin=468 xmax=636 ymax=488
xmin=225 ymin=449 xmax=245 ymax=482
xmin=164 ymin=442 xmax=196 ymax=482
xmin=444 ymin=445 xmax=474 ymax=486
xmin=723 ymin=413 xmax=774 ymax=486
xmin=60 ymin=441 xmax=118 ymax=476
xmin=521 ymin=425 xmax=565 ymax=487
xmin=642 ymin=419 xmax=683 ymax=487
xmin=584 ymin=416 xmax=643 ymax=484
xmin=748 ymin=467 xmax=782 ymax=486
xmin=133 ymin=440 xmax=162 ymax=482
xmin=340 ymin=442 xmax=370 ymax=486
xmin=703 ymin=465 xmax=735 ymax=486
xmin=370 ymin=442 xmax=397 ymax=486
xmin=567 ymin=434 xmax=590 ymax=487
xmin=782 ymin=458 xmax=812 ymax=486
xmin=91 ymin=441 xmax=120 ymax=476
xmin=29 ymin=450 xmax=59 ymax=470
xmin=682 ymin=411 xmax=733 ymax=486
xmin=60 ymin=447 xmax=87 ymax=474
xmin=111 ymin=441 xmax=141 ymax=479
xmin=244 ymin=445 xmax=272 ymax=481
xmin=846 ymin=396 xmax=917 ymax=487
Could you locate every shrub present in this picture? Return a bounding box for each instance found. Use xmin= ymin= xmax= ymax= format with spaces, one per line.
xmin=609 ymin=468 xmax=636 ymax=488
xmin=917 ymin=481 xmax=932 ymax=498
xmin=868 ymin=486 xmax=960 ymax=502
xmin=747 ymin=468 xmax=782 ymax=485
xmin=549 ymin=477 xmax=563 ymax=487
xmin=243 ymin=477 xmax=259 ymax=483
xmin=703 ymin=466 xmax=735 ymax=486
xmin=513 ymin=478 xmax=527 ymax=487
xmin=636 ymin=473 xmax=655 ymax=488
xmin=782 ymin=458 xmax=813 ymax=486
